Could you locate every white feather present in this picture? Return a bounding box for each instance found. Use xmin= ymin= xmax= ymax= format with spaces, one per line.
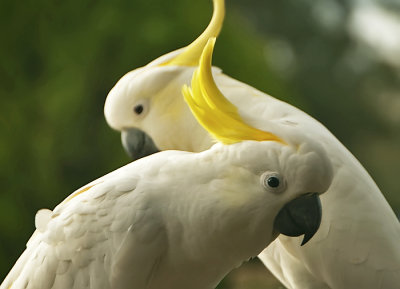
xmin=1 ymin=140 xmax=332 ymax=289
xmin=104 ymin=61 xmax=400 ymax=288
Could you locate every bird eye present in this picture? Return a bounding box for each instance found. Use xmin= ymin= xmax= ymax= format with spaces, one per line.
xmin=133 ymin=104 xmax=144 ymax=115
xmin=132 ymin=99 xmax=149 ymax=118
xmin=261 ymin=172 xmax=285 ymax=193
xmin=267 ymin=176 xmax=280 ymax=188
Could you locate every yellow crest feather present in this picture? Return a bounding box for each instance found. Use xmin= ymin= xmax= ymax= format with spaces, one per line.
xmin=182 ymin=38 xmax=285 ymax=144
xmin=162 ymin=0 xmax=225 ymax=67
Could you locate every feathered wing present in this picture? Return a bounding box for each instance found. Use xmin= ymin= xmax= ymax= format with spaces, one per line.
xmin=109 ymin=197 xmax=167 ymax=289
xmin=1 ymin=190 xmax=112 ymax=289
xmin=1 ymin=162 xmax=167 ymax=289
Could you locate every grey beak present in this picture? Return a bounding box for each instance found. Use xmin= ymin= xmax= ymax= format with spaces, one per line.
xmin=121 ymin=128 xmax=159 ymax=161
xmin=274 ymin=193 xmax=322 ymax=246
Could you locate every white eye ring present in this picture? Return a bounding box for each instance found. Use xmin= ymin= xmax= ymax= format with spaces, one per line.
xmin=132 ymin=99 xmax=149 ymax=119
xmin=261 ymin=172 xmax=285 ymax=193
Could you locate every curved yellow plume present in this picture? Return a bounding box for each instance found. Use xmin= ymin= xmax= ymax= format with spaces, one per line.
xmin=162 ymin=0 xmax=225 ymax=67
xmin=182 ymin=38 xmax=285 ymax=145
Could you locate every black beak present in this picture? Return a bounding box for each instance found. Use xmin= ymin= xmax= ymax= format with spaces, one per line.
xmin=274 ymin=193 xmax=322 ymax=246
xmin=121 ymin=128 xmax=159 ymax=161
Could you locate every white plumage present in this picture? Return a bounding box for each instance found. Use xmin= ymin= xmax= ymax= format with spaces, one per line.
xmin=1 ymin=140 xmax=332 ymax=289
xmin=103 ymin=6 xmax=400 ymax=286
xmin=2 ymin=39 xmax=333 ymax=288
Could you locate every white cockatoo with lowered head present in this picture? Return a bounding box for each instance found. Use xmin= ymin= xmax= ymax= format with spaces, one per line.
xmin=104 ymin=0 xmax=400 ymax=288
xmin=1 ymin=39 xmax=334 ymax=289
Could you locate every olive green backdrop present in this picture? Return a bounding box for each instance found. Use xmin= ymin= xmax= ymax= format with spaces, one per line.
xmin=0 ymin=0 xmax=399 ymax=288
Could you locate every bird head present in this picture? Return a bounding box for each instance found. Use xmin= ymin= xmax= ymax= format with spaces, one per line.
xmin=104 ymin=0 xmax=224 ymax=159
xmin=182 ymin=38 xmax=333 ymax=246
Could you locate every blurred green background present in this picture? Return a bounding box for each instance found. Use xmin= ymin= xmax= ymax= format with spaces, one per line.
xmin=0 ymin=0 xmax=399 ymax=287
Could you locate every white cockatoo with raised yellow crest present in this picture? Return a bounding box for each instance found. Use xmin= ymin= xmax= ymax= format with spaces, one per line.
xmin=1 ymin=39 xmax=333 ymax=289
xmin=104 ymin=0 xmax=400 ymax=288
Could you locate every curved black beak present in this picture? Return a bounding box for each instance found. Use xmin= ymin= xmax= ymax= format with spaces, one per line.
xmin=274 ymin=193 xmax=322 ymax=246
xmin=121 ymin=128 xmax=159 ymax=161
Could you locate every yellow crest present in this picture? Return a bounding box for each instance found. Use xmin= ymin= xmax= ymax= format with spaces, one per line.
xmin=162 ymin=0 xmax=225 ymax=67
xmin=182 ymin=38 xmax=285 ymax=144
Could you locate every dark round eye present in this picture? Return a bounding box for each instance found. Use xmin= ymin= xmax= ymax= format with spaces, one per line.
xmin=133 ymin=104 xmax=144 ymax=115
xmin=261 ymin=172 xmax=285 ymax=193
xmin=267 ymin=176 xmax=280 ymax=188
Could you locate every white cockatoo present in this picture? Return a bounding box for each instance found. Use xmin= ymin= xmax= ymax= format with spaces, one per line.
xmin=1 ymin=39 xmax=333 ymax=289
xmin=104 ymin=1 xmax=400 ymax=288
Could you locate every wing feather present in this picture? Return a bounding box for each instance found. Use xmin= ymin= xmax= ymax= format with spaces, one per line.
xmin=1 ymin=161 xmax=169 ymax=289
